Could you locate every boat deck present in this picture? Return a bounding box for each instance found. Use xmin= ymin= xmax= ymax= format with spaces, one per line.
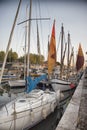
xmin=56 ymin=67 xmax=87 ymax=130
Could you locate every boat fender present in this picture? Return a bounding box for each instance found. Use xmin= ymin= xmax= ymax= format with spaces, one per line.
xmin=60 ymin=92 xmax=64 ymax=99
xmin=70 ymin=83 xmax=75 ymax=88
xmin=30 ymin=110 xmax=34 ymax=122
xmin=56 ymin=90 xmax=61 ymax=101
xmin=42 ymin=107 xmax=47 ymax=119
xmin=51 ymin=102 xmax=54 ymax=112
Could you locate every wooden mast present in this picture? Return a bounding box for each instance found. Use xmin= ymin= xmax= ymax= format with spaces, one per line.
xmin=24 ymin=6 xmax=28 ymax=80
xmin=62 ymin=42 xmax=67 ymax=67
xmin=60 ymin=23 xmax=64 ymax=78
xmin=0 ymin=0 xmax=22 ymax=84
xmin=27 ymin=0 xmax=32 ymax=77
xmin=69 ymin=47 xmax=74 ymax=67
xmin=67 ymin=32 xmax=70 ymax=78
xmin=37 ymin=22 xmax=41 ymax=64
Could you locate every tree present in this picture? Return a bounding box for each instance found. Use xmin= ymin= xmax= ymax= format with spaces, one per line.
xmin=18 ymin=53 xmax=45 ymax=64
xmin=7 ymin=49 xmax=12 ymax=62
xmin=18 ymin=56 xmax=24 ymax=63
xmin=29 ymin=53 xmax=44 ymax=64
xmin=7 ymin=49 xmax=18 ymax=62
xmin=12 ymin=52 xmax=18 ymax=61
xmin=0 ymin=51 xmax=5 ymax=62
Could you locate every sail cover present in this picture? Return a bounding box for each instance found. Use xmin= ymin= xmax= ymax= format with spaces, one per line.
xmin=76 ymin=43 xmax=84 ymax=71
xmin=48 ymin=20 xmax=56 ymax=75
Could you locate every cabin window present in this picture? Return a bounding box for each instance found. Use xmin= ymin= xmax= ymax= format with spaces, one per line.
xmin=19 ymin=100 xmax=26 ymax=102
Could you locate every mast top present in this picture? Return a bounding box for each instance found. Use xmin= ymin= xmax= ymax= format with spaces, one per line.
xmin=61 ymin=23 xmax=63 ymax=27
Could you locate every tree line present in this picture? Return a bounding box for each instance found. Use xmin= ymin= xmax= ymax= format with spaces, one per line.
xmin=0 ymin=49 xmax=44 ymax=64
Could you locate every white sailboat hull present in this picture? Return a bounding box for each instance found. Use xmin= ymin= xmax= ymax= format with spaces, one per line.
xmin=50 ymin=78 xmax=71 ymax=91
xmin=0 ymin=89 xmax=60 ymax=130
xmin=0 ymin=103 xmax=56 ymax=130
xmin=50 ymin=78 xmax=75 ymax=104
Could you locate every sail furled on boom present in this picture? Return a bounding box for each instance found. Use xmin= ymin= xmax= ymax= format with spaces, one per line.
xmin=48 ymin=20 xmax=56 ymax=75
xmin=76 ymin=43 xmax=84 ymax=71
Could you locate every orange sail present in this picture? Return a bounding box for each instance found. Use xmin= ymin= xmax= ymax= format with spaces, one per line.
xmin=76 ymin=43 xmax=84 ymax=71
xmin=48 ymin=20 xmax=56 ymax=75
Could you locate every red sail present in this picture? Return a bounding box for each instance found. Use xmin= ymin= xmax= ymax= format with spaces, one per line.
xmin=76 ymin=44 xmax=84 ymax=71
xmin=48 ymin=20 xmax=56 ymax=75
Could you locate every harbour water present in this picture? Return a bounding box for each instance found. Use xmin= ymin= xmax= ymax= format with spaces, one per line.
xmin=26 ymin=101 xmax=69 ymax=130
xmin=28 ymin=107 xmax=63 ymax=130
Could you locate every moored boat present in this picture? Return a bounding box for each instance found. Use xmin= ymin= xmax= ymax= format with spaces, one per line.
xmin=8 ymin=79 xmax=25 ymax=89
xmin=0 ymin=88 xmax=60 ymax=130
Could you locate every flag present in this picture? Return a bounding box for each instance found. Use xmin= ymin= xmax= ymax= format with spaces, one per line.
xmin=76 ymin=43 xmax=84 ymax=71
xmin=48 ymin=20 xmax=56 ymax=75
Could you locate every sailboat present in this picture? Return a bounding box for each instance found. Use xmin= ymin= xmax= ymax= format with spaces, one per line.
xmin=0 ymin=1 xmax=61 ymax=129
xmin=47 ymin=22 xmax=76 ymax=104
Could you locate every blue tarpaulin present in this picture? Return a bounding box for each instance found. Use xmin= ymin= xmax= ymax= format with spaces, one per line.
xmin=26 ymin=75 xmax=47 ymax=93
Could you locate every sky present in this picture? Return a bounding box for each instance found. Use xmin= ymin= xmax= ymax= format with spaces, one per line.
xmin=0 ymin=0 xmax=87 ymax=65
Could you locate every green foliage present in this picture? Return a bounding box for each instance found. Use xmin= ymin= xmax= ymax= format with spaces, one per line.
xmin=0 ymin=49 xmax=44 ymax=64
xmin=0 ymin=49 xmax=18 ymax=62
xmin=30 ymin=53 xmax=44 ymax=64
xmin=11 ymin=52 xmax=18 ymax=61
xmin=18 ymin=56 xmax=24 ymax=63
xmin=0 ymin=51 xmax=5 ymax=62
xmin=7 ymin=49 xmax=18 ymax=62
xmin=18 ymin=53 xmax=44 ymax=64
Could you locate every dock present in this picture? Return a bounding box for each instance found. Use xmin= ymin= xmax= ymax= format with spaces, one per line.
xmin=56 ymin=68 xmax=87 ymax=130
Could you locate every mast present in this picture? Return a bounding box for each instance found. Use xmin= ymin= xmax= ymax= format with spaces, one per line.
xmin=60 ymin=23 xmax=64 ymax=78
xmin=24 ymin=6 xmax=28 ymax=80
xmin=67 ymin=32 xmax=70 ymax=78
xmin=27 ymin=0 xmax=32 ymax=77
xmin=69 ymin=47 xmax=74 ymax=67
xmin=48 ymin=35 xmax=50 ymax=53
xmin=62 ymin=42 xmax=67 ymax=67
xmin=72 ymin=47 xmax=74 ymax=71
xmin=37 ymin=22 xmax=41 ymax=63
xmin=0 ymin=0 xmax=22 ymax=84
xmin=69 ymin=47 xmax=74 ymax=75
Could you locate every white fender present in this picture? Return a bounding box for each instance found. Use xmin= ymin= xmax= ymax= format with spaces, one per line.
xmin=56 ymin=90 xmax=64 ymax=101
xmin=51 ymin=102 xmax=54 ymax=112
xmin=42 ymin=107 xmax=47 ymax=119
xmin=30 ymin=110 xmax=34 ymax=122
xmin=56 ymin=90 xmax=61 ymax=101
